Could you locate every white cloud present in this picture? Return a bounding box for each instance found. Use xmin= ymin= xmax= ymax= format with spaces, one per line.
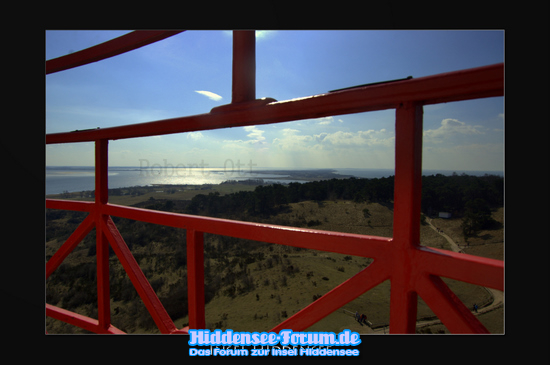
xmin=423 ymin=118 xmax=483 ymax=144
xmin=221 ymin=126 xmax=269 ymax=154
xmin=243 ymin=126 xmax=266 ymax=143
xmin=186 ymin=131 xmax=204 ymax=140
xmin=318 ymin=129 xmax=394 ymax=147
xmin=272 ymin=128 xmax=394 ymax=153
xmin=273 ymin=129 xmax=315 ymax=151
xmin=194 ymin=90 xmax=223 ymax=101
xmin=282 ymin=128 xmax=300 ymax=135
xmin=318 ymin=117 xmax=333 ymax=125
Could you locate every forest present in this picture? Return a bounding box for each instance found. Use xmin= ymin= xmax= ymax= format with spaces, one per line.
xmin=186 ymin=173 xmax=503 ymax=221
xmin=45 ymin=173 xmax=503 ymax=333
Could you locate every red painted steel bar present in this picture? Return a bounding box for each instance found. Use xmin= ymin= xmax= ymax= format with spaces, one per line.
xmin=103 ymin=203 xmax=392 ymax=258
xmin=186 ymin=229 xmax=205 ymax=329
xmin=417 ymin=275 xmax=489 ymax=333
xmin=46 ymin=199 xmax=94 ymax=212
xmin=101 ymin=216 xmax=178 ymax=334
xmin=95 ymin=139 xmax=111 ymax=330
xmin=232 ymin=31 xmax=256 ymax=103
xmin=46 ymin=30 xmax=183 ymax=74
xmin=271 ymin=260 xmax=390 ymax=332
xmin=45 ymin=213 xmax=95 ymax=279
xmin=417 ymin=247 xmax=503 ymax=291
xmin=46 ymin=304 xmax=125 ymax=334
xmin=389 ymin=102 xmax=424 ymax=333
xmin=96 ymin=214 xmax=111 ymax=331
xmin=45 ymin=63 xmax=503 ymax=145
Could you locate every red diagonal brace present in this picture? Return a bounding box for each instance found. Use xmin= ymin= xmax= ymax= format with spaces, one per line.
xmin=101 ymin=216 xmax=177 ymax=334
xmin=46 ymin=214 xmax=95 ymax=279
xmin=271 ymin=259 xmax=389 ymax=332
xmin=417 ymin=274 xmax=489 ymax=333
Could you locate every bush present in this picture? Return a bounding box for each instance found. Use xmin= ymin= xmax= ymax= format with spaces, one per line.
xmin=307 ymin=219 xmax=322 ymax=227
xmin=362 ymin=208 xmax=371 ymax=218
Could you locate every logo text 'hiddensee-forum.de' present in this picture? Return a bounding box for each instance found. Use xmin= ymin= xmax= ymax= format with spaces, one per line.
xmin=188 ymin=329 xmax=361 ymax=357
xmin=188 ymin=329 xmax=361 ymax=347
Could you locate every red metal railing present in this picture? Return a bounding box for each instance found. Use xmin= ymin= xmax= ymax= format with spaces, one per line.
xmin=45 ymin=30 xmax=504 ymax=334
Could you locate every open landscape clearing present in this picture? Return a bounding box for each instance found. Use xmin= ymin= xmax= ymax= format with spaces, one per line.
xmin=46 ymin=177 xmax=503 ymax=334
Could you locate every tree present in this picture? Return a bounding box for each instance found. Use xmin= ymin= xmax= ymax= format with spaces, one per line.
xmin=461 ymin=198 xmax=495 ymax=238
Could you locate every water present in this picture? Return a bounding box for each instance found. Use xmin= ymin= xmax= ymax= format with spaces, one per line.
xmin=45 ymin=166 xmax=503 ymax=195
xmin=46 ymin=166 xmax=299 ymax=195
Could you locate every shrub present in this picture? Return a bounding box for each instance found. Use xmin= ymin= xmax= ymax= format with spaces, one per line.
xmin=280 ymin=275 xmax=288 ymax=287
xmin=307 ymin=219 xmax=322 ymax=227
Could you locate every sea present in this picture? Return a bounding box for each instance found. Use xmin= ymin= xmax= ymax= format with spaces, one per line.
xmin=45 ymin=166 xmax=503 ymax=196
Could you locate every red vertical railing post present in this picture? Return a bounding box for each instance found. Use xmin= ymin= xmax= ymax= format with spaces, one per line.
xmin=95 ymin=139 xmax=111 ymax=330
xmin=232 ymin=30 xmax=256 ymax=104
xmin=186 ymin=229 xmax=205 ymax=329
xmin=390 ymin=102 xmax=424 ymax=333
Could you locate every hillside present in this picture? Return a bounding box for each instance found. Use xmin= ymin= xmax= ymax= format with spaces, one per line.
xmin=174 ymin=200 xmax=501 ymax=334
xmin=46 ymin=176 xmax=504 ymax=334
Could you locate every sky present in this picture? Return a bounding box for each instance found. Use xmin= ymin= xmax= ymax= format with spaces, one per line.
xmin=45 ymin=30 xmax=504 ymax=172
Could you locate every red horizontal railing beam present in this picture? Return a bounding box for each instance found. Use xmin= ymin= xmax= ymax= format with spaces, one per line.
xmin=46 ymin=304 xmax=125 ymax=334
xmin=44 ymin=199 xmax=503 ymax=288
xmin=46 ymin=30 xmax=184 ymax=74
xmin=416 ymin=247 xmax=504 ymax=291
xmin=45 ymin=63 xmax=503 ymax=144
xmin=103 ymin=202 xmax=392 ymax=258
xmin=46 ymin=198 xmax=95 ymax=212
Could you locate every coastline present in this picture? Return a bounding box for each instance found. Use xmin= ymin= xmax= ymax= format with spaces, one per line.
xmin=46 ymin=167 xmax=502 ymax=196
xmin=45 ymin=168 xmax=357 ymax=196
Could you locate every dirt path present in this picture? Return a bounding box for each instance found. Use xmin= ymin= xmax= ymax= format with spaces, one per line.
xmin=425 ymin=217 xmax=463 ymax=253
xmin=356 ymin=219 xmax=503 ymax=334
xmin=425 ymin=217 xmax=503 ymax=312
xmin=416 ymin=218 xmax=503 ymax=330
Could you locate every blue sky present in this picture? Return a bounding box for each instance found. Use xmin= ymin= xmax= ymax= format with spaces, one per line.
xmin=45 ymin=30 xmax=504 ymax=171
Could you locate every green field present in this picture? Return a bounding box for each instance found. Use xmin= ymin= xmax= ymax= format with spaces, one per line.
xmin=46 ymin=177 xmax=503 ymax=334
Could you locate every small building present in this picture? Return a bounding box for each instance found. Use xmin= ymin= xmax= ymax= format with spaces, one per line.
xmin=438 ymin=212 xmax=452 ymax=219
